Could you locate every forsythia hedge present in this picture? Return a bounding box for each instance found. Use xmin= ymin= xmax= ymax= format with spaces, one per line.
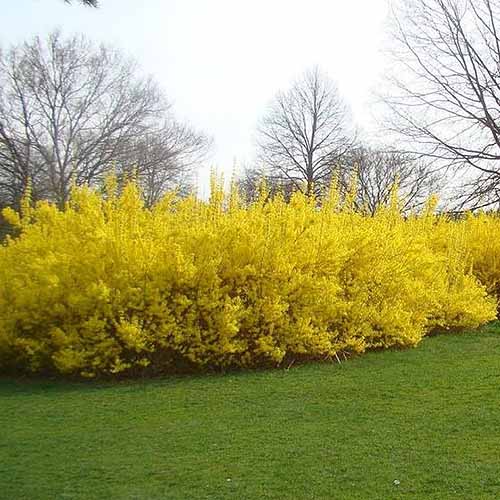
xmin=0 ymin=179 xmax=497 ymax=377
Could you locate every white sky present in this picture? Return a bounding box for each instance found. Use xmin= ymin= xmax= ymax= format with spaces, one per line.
xmin=2 ymin=0 xmax=390 ymax=196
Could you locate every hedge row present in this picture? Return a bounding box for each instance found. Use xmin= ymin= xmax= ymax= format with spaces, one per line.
xmin=0 ymin=181 xmax=497 ymax=377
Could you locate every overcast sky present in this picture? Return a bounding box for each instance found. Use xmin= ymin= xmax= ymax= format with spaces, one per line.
xmin=2 ymin=0 xmax=390 ymax=195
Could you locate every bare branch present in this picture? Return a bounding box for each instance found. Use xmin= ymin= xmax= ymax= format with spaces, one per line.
xmin=383 ymin=0 xmax=500 ymax=209
xmin=64 ymin=0 xmax=98 ymax=7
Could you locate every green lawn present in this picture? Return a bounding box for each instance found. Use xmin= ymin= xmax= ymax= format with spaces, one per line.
xmin=1 ymin=324 xmax=500 ymax=500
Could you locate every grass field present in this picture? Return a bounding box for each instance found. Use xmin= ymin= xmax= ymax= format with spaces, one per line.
xmin=1 ymin=323 xmax=500 ymax=500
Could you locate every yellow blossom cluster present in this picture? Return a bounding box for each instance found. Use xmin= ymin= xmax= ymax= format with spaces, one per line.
xmin=0 ymin=179 xmax=497 ymax=377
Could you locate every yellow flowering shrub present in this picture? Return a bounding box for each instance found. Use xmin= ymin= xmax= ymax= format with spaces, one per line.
xmin=462 ymin=212 xmax=500 ymax=308
xmin=0 ymin=179 xmax=497 ymax=377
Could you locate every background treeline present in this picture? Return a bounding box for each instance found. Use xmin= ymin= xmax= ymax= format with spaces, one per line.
xmin=6 ymin=1 xmax=500 ymax=221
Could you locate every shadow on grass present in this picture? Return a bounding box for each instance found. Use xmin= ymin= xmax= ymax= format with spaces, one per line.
xmin=2 ymin=321 xmax=499 ymax=397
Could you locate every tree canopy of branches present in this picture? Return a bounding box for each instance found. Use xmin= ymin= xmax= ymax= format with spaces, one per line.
xmin=256 ymin=67 xmax=355 ymax=196
xmin=0 ymin=32 xmax=211 ymax=208
xmin=386 ymin=0 xmax=500 ymax=209
xmin=342 ymin=146 xmax=441 ymax=214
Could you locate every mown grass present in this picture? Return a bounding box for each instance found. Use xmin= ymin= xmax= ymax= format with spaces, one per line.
xmin=1 ymin=323 xmax=500 ymax=499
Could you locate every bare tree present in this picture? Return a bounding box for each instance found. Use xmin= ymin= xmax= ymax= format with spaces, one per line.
xmin=342 ymin=146 xmax=442 ymax=214
xmin=0 ymin=32 xmax=210 ymax=208
xmin=256 ymin=67 xmax=355 ymax=196
xmin=118 ymin=122 xmax=212 ymax=206
xmin=385 ymin=0 xmax=500 ymax=209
